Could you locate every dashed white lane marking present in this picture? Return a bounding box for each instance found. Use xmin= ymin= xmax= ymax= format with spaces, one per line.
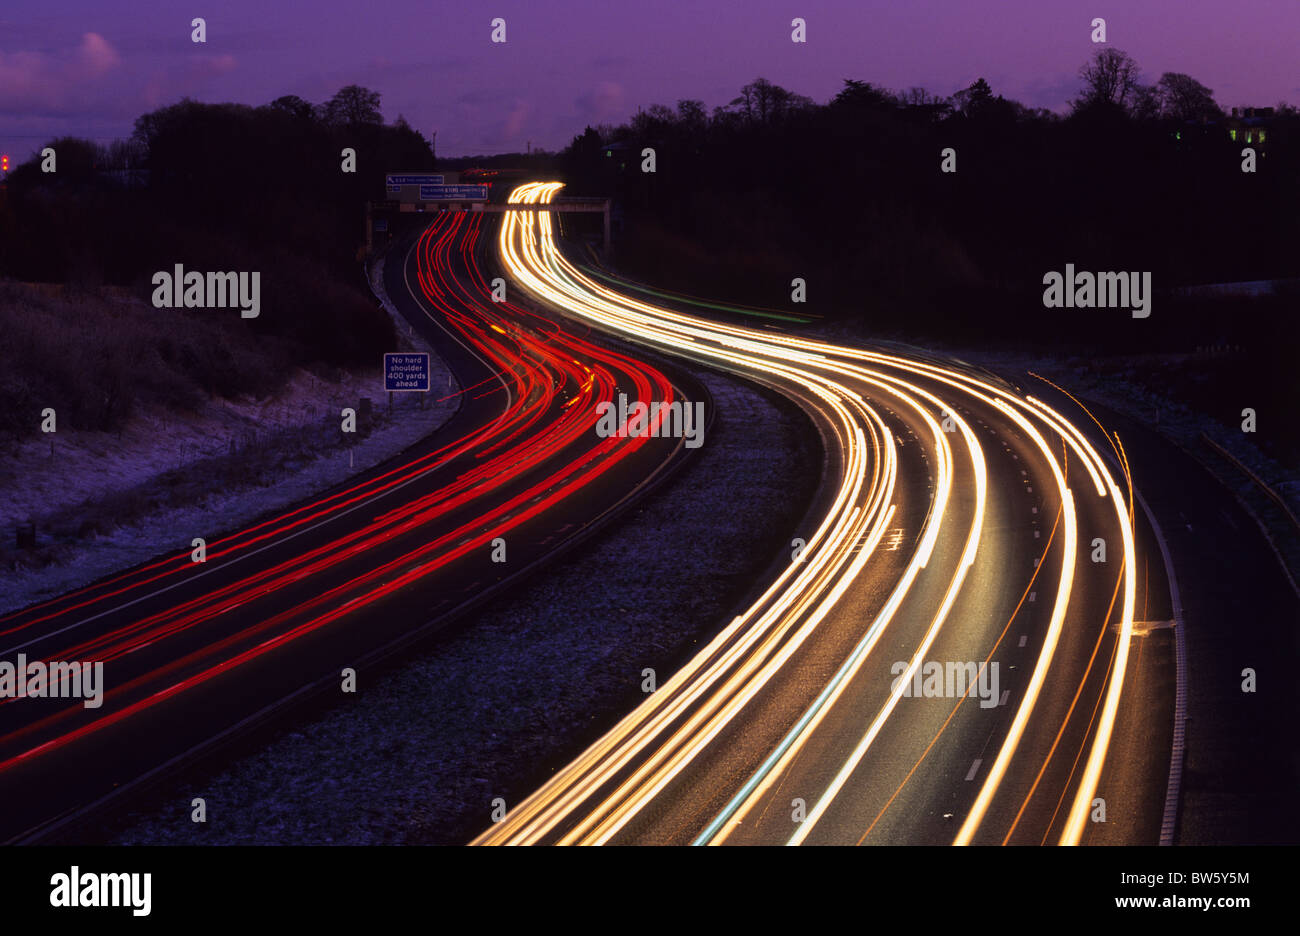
xmin=965 ymin=760 xmax=982 ymax=781
xmin=1018 ymin=635 xmax=1028 ymax=647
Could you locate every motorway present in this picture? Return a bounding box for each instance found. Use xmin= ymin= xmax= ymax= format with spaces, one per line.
xmin=475 ymin=181 xmax=1172 ymax=845
xmin=0 ymin=183 xmax=1191 ymax=847
xmin=0 ymin=209 xmax=703 ymax=843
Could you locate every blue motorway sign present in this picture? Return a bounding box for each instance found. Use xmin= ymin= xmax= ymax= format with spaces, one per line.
xmin=384 ymin=352 xmax=430 ymax=391
xmin=419 ymin=184 xmax=488 ymax=201
xmin=386 ymin=174 xmax=444 ymax=186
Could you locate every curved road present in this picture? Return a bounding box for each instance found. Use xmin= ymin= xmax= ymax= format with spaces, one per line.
xmin=475 ymin=181 xmax=1169 ymax=846
xmin=0 ymin=209 xmax=703 ymax=843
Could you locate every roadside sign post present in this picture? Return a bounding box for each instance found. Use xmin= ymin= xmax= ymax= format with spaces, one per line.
xmin=384 ymin=353 xmax=430 ymax=389
xmin=384 ymin=353 xmax=431 ymax=417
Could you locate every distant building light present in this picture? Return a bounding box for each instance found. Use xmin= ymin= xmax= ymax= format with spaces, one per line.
xmin=1230 ymin=129 xmax=1237 ymax=141
xmin=1259 ymin=130 xmax=1267 ymax=142
xmin=1246 ymin=130 xmax=1253 ymax=143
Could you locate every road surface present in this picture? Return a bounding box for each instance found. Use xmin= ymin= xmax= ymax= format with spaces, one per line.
xmin=0 ymin=210 xmax=702 ymax=843
xmin=474 ymin=181 xmax=1173 ymax=846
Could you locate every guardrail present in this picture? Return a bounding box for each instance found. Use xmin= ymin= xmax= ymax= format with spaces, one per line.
xmin=1200 ymin=432 xmax=1300 ymax=535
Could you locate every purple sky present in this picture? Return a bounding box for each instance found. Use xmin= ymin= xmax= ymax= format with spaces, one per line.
xmin=3 ymin=0 xmax=1298 ymax=158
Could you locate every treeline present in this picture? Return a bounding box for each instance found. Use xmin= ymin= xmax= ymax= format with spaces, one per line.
xmin=560 ymin=50 xmax=1300 ymax=353
xmin=0 ymin=85 xmax=433 ymax=372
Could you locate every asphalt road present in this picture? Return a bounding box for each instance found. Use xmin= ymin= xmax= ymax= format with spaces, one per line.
xmin=0 ymin=210 xmax=702 ymax=844
xmin=1074 ymin=397 xmax=1300 ymax=845
xmin=475 ymin=181 xmax=1175 ymax=846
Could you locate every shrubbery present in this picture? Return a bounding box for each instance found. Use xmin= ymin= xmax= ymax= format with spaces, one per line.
xmin=0 ymin=87 xmax=432 ymax=440
xmin=0 ymin=281 xmax=298 ymax=441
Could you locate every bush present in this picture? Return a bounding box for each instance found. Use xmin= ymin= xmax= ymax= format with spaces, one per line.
xmin=0 ymin=281 xmax=306 ymax=442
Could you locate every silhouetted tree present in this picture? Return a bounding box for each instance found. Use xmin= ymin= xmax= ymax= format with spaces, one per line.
xmin=561 ymin=125 xmax=606 ymax=194
xmin=1156 ymin=72 xmax=1222 ymax=122
xmin=952 ymin=77 xmax=995 ymax=116
xmin=727 ymin=78 xmax=814 ymax=125
xmin=321 ymin=85 xmax=383 ymax=127
xmin=102 ymin=138 xmax=147 ymax=170
xmin=269 ymin=94 xmax=316 ymax=120
xmin=630 ymin=103 xmax=677 ymax=139
xmin=676 ymin=99 xmax=707 ymax=133
xmin=1129 ymin=84 xmax=1162 ymax=122
xmin=1075 ymin=48 xmax=1142 ymax=111
xmin=552 ymin=62 xmax=1299 ymax=374
xmin=830 ymin=79 xmax=895 ymax=112
xmin=949 ymin=77 xmax=1019 ymax=125
xmin=36 ymin=137 xmax=102 ymax=182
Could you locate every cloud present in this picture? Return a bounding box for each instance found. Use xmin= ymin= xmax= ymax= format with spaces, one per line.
xmin=503 ymin=99 xmax=529 ymax=138
xmin=0 ymin=32 xmax=122 ymax=114
xmin=141 ymin=54 xmax=239 ymax=109
xmin=575 ymin=81 xmax=625 ymax=122
xmin=189 ymin=53 xmax=238 ymax=79
xmin=79 ymin=32 xmax=120 ymax=76
xmin=1022 ymin=72 xmax=1082 ymax=112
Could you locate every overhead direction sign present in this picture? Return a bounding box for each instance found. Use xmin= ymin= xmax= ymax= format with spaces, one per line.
xmin=419 ymin=184 xmax=488 ymax=201
xmin=386 ymin=172 xmax=445 ymax=201
xmin=384 ymin=352 xmax=430 ymax=391
xmin=385 ymin=173 xmax=443 ymax=186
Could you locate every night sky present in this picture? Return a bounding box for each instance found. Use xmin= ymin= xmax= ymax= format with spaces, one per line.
xmin=3 ymin=0 xmax=1297 ymax=157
